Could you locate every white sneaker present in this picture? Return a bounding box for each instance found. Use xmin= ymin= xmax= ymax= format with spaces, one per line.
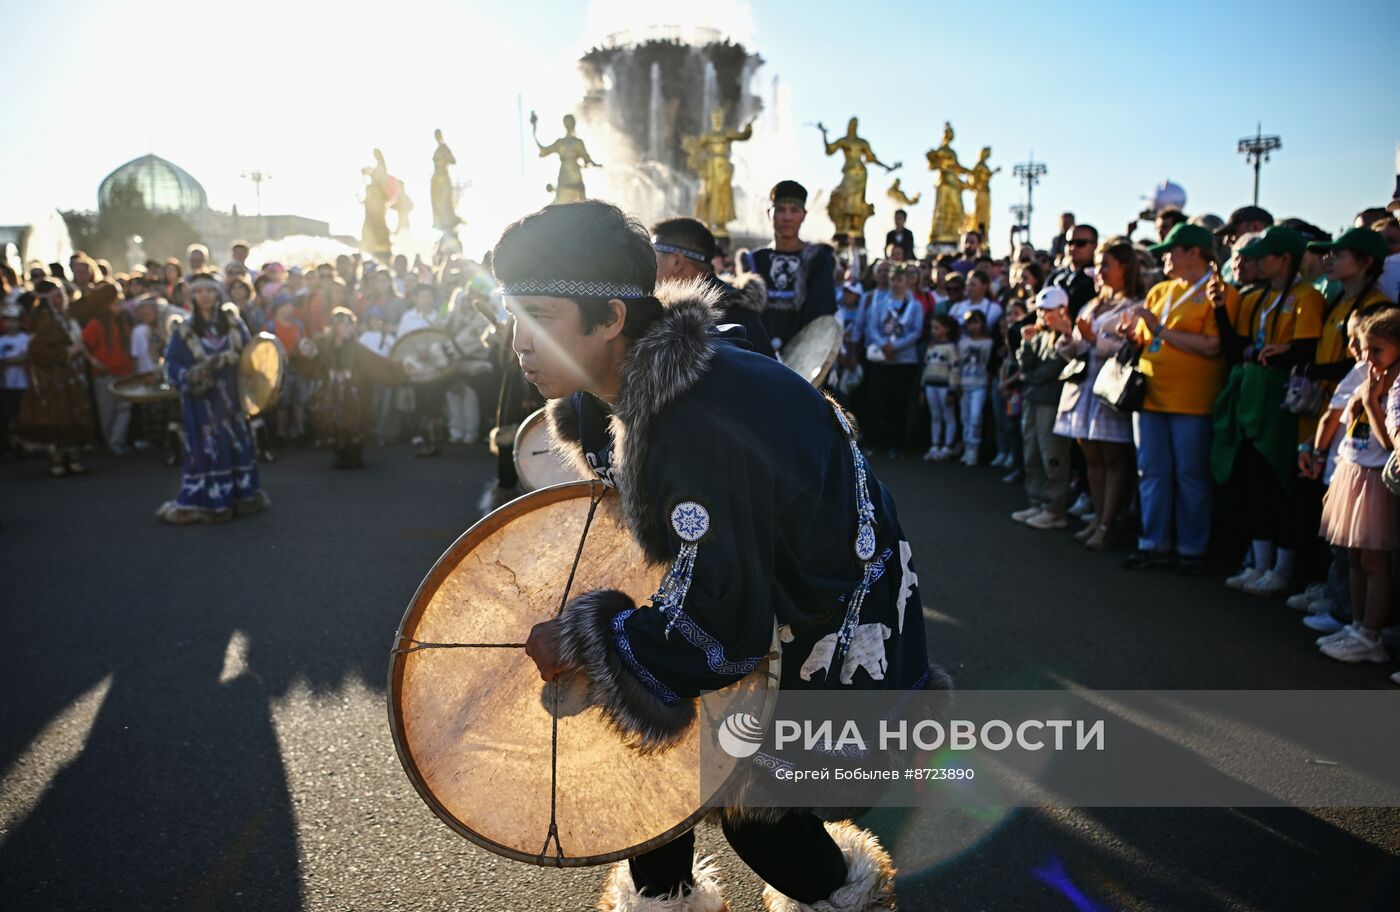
xmin=1068 ymin=493 xmax=1093 ymax=517
xmin=1243 ymin=569 xmax=1290 ymax=597
xmin=1011 ymin=506 xmax=1042 ymax=523
xmin=1226 ymin=567 xmax=1263 ymax=591
xmin=962 ymin=450 xmax=978 ymax=466
xmin=990 ymin=452 xmax=1008 ymax=468
xmin=1302 ymin=613 xmax=1345 ymax=634
xmin=1317 ymin=623 xmax=1358 ymax=647
xmin=1286 ymin=582 xmax=1328 ymax=611
xmin=922 ymin=447 xmax=940 ymax=461
xmin=1306 ymin=597 xmax=1338 ymax=616
xmin=1390 ymin=670 xmax=1400 ymax=686
xmin=1026 ymin=511 xmax=1069 ymax=531
xmin=1319 ymin=627 xmax=1389 ymax=663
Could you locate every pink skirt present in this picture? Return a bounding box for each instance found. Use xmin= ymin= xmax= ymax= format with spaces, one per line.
xmin=1319 ymin=461 xmax=1400 ymax=551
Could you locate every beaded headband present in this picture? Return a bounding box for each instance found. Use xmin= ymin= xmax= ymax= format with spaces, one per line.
xmin=500 ymin=278 xmax=647 ymax=299
xmin=652 ymin=240 xmax=707 ymax=263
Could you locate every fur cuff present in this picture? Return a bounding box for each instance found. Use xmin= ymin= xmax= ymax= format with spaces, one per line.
xmin=761 ymin=822 xmax=897 ymax=912
xmin=544 ymin=395 xmax=597 ymax=482
xmin=600 ymin=856 xmax=728 ymax=912
xmin=556 ymin=589 xmax=697 ymax=753
xmin=732 ymin=273 xmax=768 ymax=313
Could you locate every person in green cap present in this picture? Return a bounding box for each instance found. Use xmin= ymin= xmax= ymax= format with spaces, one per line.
xmin=1211 ymin=224 xmax=1327 ymax=598
xmin=1118 ymin=222 xmax=1238 ymax=575
xmin=1301 ymin=228 xmax=1394 ymax=389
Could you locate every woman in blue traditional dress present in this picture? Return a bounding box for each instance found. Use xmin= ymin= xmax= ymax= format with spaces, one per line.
xmin=156 ymin=274 xmax=269 ymax=524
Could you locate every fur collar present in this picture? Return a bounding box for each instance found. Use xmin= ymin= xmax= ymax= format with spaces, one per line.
xmin=547 ymin=277 xmax=721 ymax=561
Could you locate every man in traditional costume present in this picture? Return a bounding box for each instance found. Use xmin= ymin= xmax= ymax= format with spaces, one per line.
xmin=157 ymin=275 xmax=269 ymax=524
xmin=652 ymin=217 xmax=774 ymax=361
xmin=298 ymin=307 xmax=409 ymax=469
xmin=750 ymin=181 xmax=838 ymax=353
xmin=501 ymin=201 xmax=944 ymax=912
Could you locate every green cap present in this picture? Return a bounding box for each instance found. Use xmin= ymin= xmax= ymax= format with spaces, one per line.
xmin=1307 ymin=227 xmax=1388 ymax=263
xmin=1239 ymin=225 xmax=1307 ymax=260
xmin=1148 ymin=223 xmax=1216 ymax=255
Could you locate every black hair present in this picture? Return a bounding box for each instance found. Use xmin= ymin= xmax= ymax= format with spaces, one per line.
xmin=968 ymin=269 xmax=991 ymax=289
xmin=964 ymin=309 xmax=987 ymax=326
xmin=189 ymin=285 xmax=231 ymax=337
xmin=894 ymin=208 xmax=907 ymax=218
xmin=932 ymin=313 xmax=960 ymax=341
xmin=493 ymin=200 xmax=661 ymax=338
xmin=770 ymin=180 xmax=808 ymax=206
xmin=1157 ymin=208 xmax=1187 ymax=231
xmin=651 ymin=217 xmax=717 ymax=263
xmin=1075 ymin=223 xmax=1100 ymax=243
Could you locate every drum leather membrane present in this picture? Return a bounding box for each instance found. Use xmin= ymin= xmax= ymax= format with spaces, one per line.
xmin=781 ymin=314 xmax=842 ymax=387
xmin=389 ymin=482 xmax=778 ymax=866
xmin=239 ymin=333 xmax=286 ymax=416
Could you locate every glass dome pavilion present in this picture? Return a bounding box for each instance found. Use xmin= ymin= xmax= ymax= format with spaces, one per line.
xmin=98 ymin=154 xmax=208 ymax=214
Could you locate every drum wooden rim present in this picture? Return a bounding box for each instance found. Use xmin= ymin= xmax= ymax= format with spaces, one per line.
xmin=513 ymin=408 xmax=584 ymax=492
xmin=387 ymin=481 xmax=780 ymax=867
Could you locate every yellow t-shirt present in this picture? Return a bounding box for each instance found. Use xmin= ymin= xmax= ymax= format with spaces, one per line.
xmin=1136 ymin=277 xmax=1239 ymax=415
xmin=1316 ymin=287 xmax=1392 ymax=365
xmin=1232 ymin=282 xmax=1324 ymax=348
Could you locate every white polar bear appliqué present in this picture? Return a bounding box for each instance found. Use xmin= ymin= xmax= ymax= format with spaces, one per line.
xmin=799 ymin=623 xmax=892 ymax=684
xmin=896 ymin=539 xmax=918 ymax=634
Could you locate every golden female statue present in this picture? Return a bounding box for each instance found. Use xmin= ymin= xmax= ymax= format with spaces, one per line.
xmin=684 ymin=109 xmax=753 ymax=240
xmin=360 ymin=148 xmax=392 ymax=259
xmin=819 ymin=117 xmax=900 ymax=244
xmin=430 ymin=128 xmax=461 ymax=233
xmin=962 ymin=146 xmax=1000 ymax=239
xmin=886 ymin=178 xmax=921 ymax=207
xmin=926 ymin=122 xmax=969 ymax=246
xmin=531 ymin=112 xmax=600 ymax=204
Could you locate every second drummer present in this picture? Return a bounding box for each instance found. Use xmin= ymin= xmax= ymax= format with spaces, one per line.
xmin=502 ymin=201 xmax=945 ymax=911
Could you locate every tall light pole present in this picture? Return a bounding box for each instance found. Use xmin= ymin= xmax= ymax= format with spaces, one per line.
xmin=241 ymin=170 xmax=273 ymax=217
xmin=1012 ymin=155 xmax=1047 ymax=244
xmin=1236 ymin=123 xmax=1281 ymax=207
xmin=1009 ymin=202 xmax=1029 ymax=248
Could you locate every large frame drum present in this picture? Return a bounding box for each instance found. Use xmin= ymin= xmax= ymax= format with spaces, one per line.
xmin=388 ymin=482 xmax=779 ymax=866
xmin=239 ymin=332 xmax=286 ymax=417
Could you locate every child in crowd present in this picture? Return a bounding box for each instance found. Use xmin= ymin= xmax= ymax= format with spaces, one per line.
xmin=957 ymin=309 xmax=993 ymax=466
xmin=269 ymin=298 xmax=308 ymax=444
xmin=1316 ymin=308 xmax=1400 ymax=670
xmin=994 ymin=299 xmax=1029 ymax=479
xmin=1011 ymin=287 xmax=1072 ymax=529
xmin=0 ymin=302 xmax=30 ymax=454
xmin=922 ymin=314 xmax=960 ymax=461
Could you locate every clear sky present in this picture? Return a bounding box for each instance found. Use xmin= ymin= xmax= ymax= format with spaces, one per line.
xmin=5 ymin=0 xmax=1398 ymax=257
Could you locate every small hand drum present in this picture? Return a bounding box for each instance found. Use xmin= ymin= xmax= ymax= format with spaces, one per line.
xmin=388 ymin=482 xmax=780 ymax=866
xmin=109 ymin=372 xmax=178 ymax=403
xmin=238 ymin=333 xmax=286 ymax=417
xmin=391 ymin=328 xmax=457 ymax=384
xmin=513 ymin=407 xmax=586 ymax=492
xmin=781 ymin=315 xmax=843 ymax=387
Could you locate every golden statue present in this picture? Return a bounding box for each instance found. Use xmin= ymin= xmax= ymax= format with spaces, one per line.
xmin=360 ymin=148 xmax=392 ymax=259
xmin=962 ymin=146 xmax=1000 ymax=239
xmin=819 ymin=117 xmax=900 ymax=244
xmin=683 ymin=108 xmax=753 ymax=241
xmin=886 ymin=178 xmax=921 ymax=207
xmin=531 ymin=112 xmax=600 ymax=204
xmin=430 ymin=128 xmax=461 ymax=233
xmin=926 ymin=122 xmax=970 ymax=246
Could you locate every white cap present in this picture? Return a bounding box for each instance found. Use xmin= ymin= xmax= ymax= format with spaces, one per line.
xmin=1035 ymin=286 xmax=1069 ymax=310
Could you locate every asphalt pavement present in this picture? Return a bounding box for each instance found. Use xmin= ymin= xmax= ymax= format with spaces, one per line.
xmin=1 ymin=442 xmax=1397 ymax=911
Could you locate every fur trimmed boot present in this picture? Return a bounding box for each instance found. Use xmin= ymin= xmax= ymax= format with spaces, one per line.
xmin=761 ymin=822 xmax=897 ymax=912
xmin=599 ymin=856 xmax=728 ymax=912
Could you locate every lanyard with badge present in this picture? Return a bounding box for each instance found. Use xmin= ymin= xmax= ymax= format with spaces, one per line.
xmin=1253 ymin=285 xmax=1292 ymax=350
xmin=1148 ymin=273 xmax=1211 ymax=353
